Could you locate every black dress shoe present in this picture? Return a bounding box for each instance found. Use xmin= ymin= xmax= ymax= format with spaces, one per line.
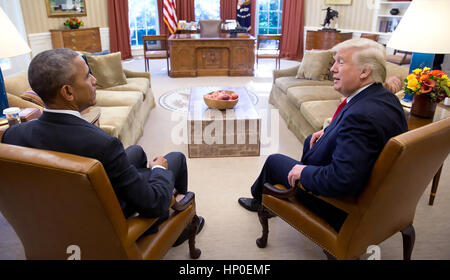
xmin=238 ymin=197 xmax=277 ymax=218
xmin=238 ymin=197 xmax=260 ymax=212
xmin=173 ymin=216 xmax=205 ymax=247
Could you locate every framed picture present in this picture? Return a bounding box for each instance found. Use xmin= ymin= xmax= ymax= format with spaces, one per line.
xmin=46 ymin=0 xmax=87 ymax=17
xmin=325 ymin=0 xmax=352 ymax=5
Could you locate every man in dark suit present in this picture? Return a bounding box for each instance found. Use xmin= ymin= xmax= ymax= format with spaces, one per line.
xmin=238 ymin=38 xmax=408 ymax=232
xmin=2 ymin=48 xmax=203 ymax=245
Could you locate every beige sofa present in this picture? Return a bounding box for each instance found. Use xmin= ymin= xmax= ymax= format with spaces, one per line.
xmin=269 ymin=59 xmax=409 ymax=143
xmin=4 ymin=69 xmax=155 ymax=148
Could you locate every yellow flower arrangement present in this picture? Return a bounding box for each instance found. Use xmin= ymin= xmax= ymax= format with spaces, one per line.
xmin=404 ymin=67 xmax=450 ymax=103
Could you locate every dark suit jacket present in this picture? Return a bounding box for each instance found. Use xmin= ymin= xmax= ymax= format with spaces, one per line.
xmin=1 ymin=112 xmax=174 ymax=219
xmin=300 ymin=83 xmax=408 ymax=197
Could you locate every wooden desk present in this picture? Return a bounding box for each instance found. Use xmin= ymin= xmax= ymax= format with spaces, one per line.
xmin=305 ymin=30 xmax=352 ymax=50
xmin=405 ymin=104 xmax=450 ymax=205
xmin=168 ymin=33 xmax=255 ymax=77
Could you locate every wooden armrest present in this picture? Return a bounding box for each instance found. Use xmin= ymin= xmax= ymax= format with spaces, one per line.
xmin=263 ymin=183 xmax=359 ymax=213
xmin=263 ymin=183 xmax=299 ymax=199
xmin=126 ymin=215 xmax=158 ymax=246
xmin=171 ymin=192 xmax=195 ymax=212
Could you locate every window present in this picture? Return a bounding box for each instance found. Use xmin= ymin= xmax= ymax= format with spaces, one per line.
xmin=258 ymin=0 xmax=283 ymax=35
xmin=129 ymin=0 xmax=160 ymax=47
xmin=195 ymin=0 xmax=220 ymax=21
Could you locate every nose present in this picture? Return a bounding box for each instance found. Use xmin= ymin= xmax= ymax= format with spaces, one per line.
xmin=330 ymin=61 xmax=338 ymax=73
xmin=90 ymin=74 xmax=97 ymax=85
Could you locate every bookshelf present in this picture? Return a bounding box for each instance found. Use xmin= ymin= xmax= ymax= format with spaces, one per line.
xmin=372 ymin=1 xmax=411 ymax=33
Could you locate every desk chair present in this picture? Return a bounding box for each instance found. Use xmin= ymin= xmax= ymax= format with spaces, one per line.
xmin=143 ymin=35 xmax=169 ymax=73
xmin=387 ymin=49 xmax=412 ymax=65
xmin=0 ymin=143 xmax=201 ymax=260
xmin=256 ymin=117 xmax=450 ymax=260
xmin=199 ymin=20 xmax=221 ymax=37
xmin=256 ymin=34 xmax=282 ymax=69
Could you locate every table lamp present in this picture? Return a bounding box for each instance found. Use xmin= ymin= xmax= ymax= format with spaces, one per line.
xmin=0 ymin=6 xmax=31 ymax=119
xmin=387 ymin=0 xmax=450 ymax=103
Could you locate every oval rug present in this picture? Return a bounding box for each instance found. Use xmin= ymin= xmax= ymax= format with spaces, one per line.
xmin=159 ymin=87 xmax=259 ymax=113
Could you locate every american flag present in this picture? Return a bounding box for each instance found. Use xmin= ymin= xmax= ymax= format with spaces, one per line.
xmin=163 ymin=0 xmax=177 ymax=34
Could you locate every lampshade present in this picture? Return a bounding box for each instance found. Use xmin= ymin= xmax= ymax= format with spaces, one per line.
xmin=387 ymin=0 xmax=450 ymax=54
xmin=0 ymin=6 xmax=30 ymax=59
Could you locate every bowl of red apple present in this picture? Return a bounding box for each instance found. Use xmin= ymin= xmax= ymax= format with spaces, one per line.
xmin=203 ymin=90 xmax=239 ymax=110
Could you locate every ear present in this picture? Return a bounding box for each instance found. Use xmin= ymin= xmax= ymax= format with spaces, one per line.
xmin=360 ymin=67 xmax=372 ymax=80
xmin=60 ymin=85 xmax=75 ymax=102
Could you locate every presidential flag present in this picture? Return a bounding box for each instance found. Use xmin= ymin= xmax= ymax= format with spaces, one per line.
xmin=163 ymin=0 xmax=178 ymax=34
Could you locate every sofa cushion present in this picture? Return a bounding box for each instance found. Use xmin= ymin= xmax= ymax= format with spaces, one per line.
xmin=95 ymin=90 xmax=143 ymax=107
xmin=301 ymin=100 xmax=341 ymax=131
xmin=20 ymin=89 xmax=45 ymax=107
xmin=101 ymin=78 xmax=150 ymax=99
xmin=287 ymin=86 xmax=342 ymax=110
xmin=86 ymin=52 xmax=128 ymax=89
xmin=7 ymin=93 xmax=43 ymax=110
xmin=296 ymin=50 xmax=334 ymax=81
xmin=275 ymin=77 xmax=333 ymax=93
xmin=4 ymin=72 xmax=30 ymax=97
xmin=384 ymin=76 xmax=404 ymax=94
xmin=386 ymin=62 xmax=409 ymax=81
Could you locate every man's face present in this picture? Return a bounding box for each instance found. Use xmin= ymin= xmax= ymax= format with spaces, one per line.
xmin=69 ymin=56 xmax=97 ymax=111
xmin=330 ymin=47 xmax=365 ymax=96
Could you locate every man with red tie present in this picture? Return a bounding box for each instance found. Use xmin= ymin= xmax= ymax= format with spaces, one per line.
xmin=238 ymin=38 xmax=408 ymax=232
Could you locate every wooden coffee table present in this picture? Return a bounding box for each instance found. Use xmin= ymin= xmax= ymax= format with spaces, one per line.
xmin=187 ymin=86 xmax=260 ymax=158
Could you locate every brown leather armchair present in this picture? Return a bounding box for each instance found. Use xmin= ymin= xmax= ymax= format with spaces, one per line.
xmin=0 ymin=143 xmax=201 ymax=260
xmin=256 ymin=117 xmax=450 ymax=260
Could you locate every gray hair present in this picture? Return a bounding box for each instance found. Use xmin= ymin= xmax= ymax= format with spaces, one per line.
xmin=28 ymin=48 xmax=80 ymax=104
xmin=332 ymin=38 xmax=387 ymax=83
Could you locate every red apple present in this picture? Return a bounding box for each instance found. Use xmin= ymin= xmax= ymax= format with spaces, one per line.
xmin=231 ymin=93 xmax=239 ymax=100
xmin=220 ymin=94 xmax=230 ymax=100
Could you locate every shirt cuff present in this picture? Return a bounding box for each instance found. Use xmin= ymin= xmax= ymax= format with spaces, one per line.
xmin=151 ymin=165 xmax=167 ymax=170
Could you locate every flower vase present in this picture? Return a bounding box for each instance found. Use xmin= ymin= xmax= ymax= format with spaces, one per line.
xmin=410 ymin=94 xmax=437 ymax=118
xmin=69 ymin=26 xmax=79 ymax=30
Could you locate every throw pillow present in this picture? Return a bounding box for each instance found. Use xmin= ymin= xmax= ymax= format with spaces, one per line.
xmin=383 ymin=76 xmax=403 ymax=94
xmin=296 ymin=50 xmax=334 ymax=81
xmin=86 ymin=52 xmax=127 ymax=89
xmin=20 ymin=89 xmax=45 ymax=107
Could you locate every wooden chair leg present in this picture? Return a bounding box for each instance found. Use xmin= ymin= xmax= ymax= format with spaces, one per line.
xmin=256 ymin=205 xmax=269 ymax=248
xmin=429 ymin=165 xmax=443 ymax=205
xmin=401 ymin=224 xmax=415 ymax=260
xmin=323 ymin=249 xmax=336 ymax=260
xmin=188 ymin=215 xmax=201 ymax=259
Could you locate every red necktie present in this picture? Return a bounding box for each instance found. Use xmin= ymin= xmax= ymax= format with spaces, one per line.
xmin=331 ymin=98 xmax=347 ymax=123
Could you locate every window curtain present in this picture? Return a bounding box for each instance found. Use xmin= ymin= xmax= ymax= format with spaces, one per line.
xmin=108 ymin=0 xmax=132 ymax=59
xmin=157 ymin=0 xmax=195 ymax=35
xmin=280 ymin=0 xmax=305 ymax=60
xmin=220 ymin=0 xmax=238 ymax=21
xmin=250 ymin=0 xmax=256 ymax=36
